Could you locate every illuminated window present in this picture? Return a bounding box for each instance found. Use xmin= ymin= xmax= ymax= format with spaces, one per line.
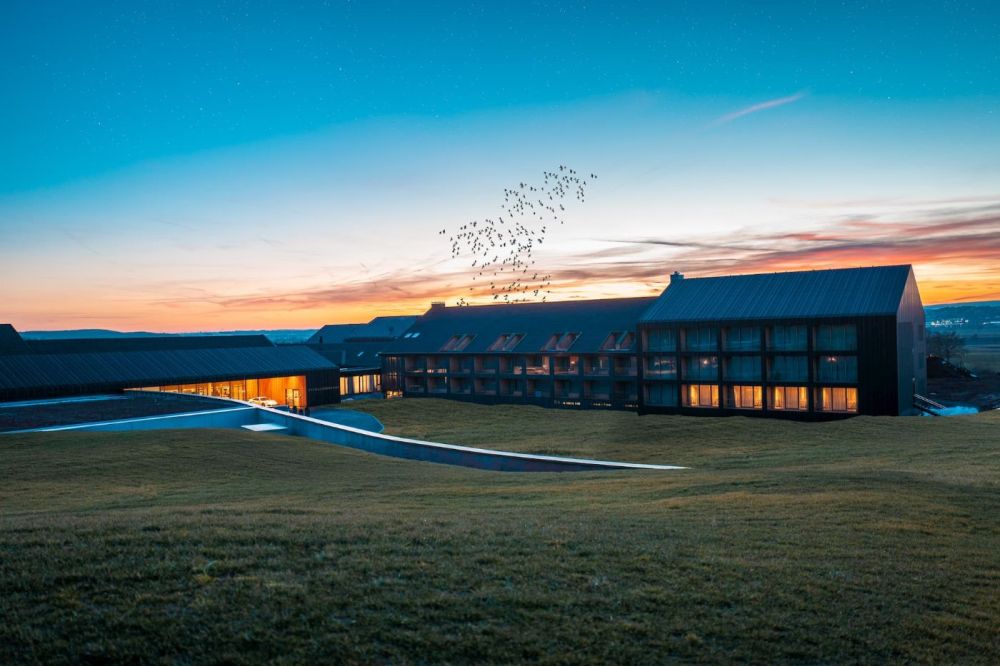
xmin=725 ymin=385 xmax=762 ymax=410
xmin=816 ymin=387 xmax=858 ymax=412
xmin=682 ymin=384 xmax=719 ymax=408
xmin=769 ymin=386 xmax=809 ymax=411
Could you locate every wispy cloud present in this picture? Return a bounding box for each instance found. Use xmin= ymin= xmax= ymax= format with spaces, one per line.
xmin=709 ymin=91 xmax=807 ymax=127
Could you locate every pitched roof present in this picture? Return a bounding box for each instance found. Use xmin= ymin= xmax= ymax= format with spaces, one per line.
xmin=306 ymin=315 xmax=418 ymax=345
xmin=0 ymin=327 xmax=337 ymax=396
xmin=641 ymin=265 xmax=913 ymax=323
xmin=0 ymin=325 xmax=27 ymax=354
xmin=311 ymin=340 xmax=389 ymax=369
xmin=381 ymin=297 xmax=657 ymax=355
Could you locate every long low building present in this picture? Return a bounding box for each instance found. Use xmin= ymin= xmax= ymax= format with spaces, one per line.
xmin=0 ymin=326 xmax=339 ymax=407
xmin=380 ymin=265 xmax=927 ymax=419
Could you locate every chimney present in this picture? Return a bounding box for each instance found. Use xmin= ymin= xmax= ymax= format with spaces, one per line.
xmin=670 ymin=271 xmax=685 ymax=284
xmin=430 ymin=301 xmax=446 ymax=310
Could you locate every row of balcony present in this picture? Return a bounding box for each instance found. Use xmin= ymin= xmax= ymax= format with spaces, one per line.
xmin=400 ymin=354 xmax=638 ymax=376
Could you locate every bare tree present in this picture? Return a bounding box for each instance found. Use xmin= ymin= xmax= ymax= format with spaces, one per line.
xmin=928 ymin=331 xmax=966 ymax=364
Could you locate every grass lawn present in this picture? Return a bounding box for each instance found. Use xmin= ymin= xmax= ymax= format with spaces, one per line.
xmin=2 ymin=401 xmax=999 ymax=664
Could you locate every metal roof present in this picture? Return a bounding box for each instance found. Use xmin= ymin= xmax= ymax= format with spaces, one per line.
xmin=0 ymin=327 xmax=337 ymax=395
xmin=311 ymin=340 xmax=389 ymax=369
xmin=23 ymin=334 xmax=272 ymax=354
xmin=306 ymin=315 xmax=419 ymax=345
xmin=381 ymin=297 xmax=657 ymax=355
xmin=640 ymin=265 xmax=913 ymax=323
xmin=0 ymin=325 xmax=27 ymax=354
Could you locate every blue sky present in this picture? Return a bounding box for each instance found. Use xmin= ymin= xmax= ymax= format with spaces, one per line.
xmin=1 ymin=1 xmax=999 ymax=329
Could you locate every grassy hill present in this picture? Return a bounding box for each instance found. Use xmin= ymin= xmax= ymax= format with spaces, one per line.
xmin=3 ymin=403 xmax=999 ymax=663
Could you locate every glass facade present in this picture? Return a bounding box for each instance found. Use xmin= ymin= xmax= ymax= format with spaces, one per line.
xmin=683 ymin=355 xmax=718 ymax=380
xmin=769 ymin=355 xmax=808 ymax=382
xmin=644 ymin=327 xmax=677 ymax=352
xmin=816 ymin=386 xmax=858 ymax=412
xmin=767 ymin=325 xmax=808 ymax=351
xmin=815 ymin=324 xmax=857 ymax=351
xmin=724 ymin=355 xmax=762 ymax=381
xmin=723 ymin=326 xmax=761 ymax=351
xmin=769 ymin=386 xmax=809 ymax=411
xmin=682 ymin=383 xmax=719 ymax=407
xmin=816 ymin=355 xmax=858 ymax=382
xmin=683 ymin=327 xmax=718 ymax=351
xmin=644 ymin=355 xmax=677 ymax=378
xmin=725 ymin=385 xmax=762 ymax=410
xmin=644 ymin=382 xmax=677 ymax=406
xmin=137 ymin=375 xmax=307 ymax=407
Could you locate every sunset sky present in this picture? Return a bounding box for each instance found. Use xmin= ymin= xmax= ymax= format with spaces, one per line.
xmin=2 ymin=1 xmax=999 ymax=332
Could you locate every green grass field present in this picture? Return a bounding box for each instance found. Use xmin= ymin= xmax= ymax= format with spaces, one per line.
xmin=3 ymin=401 xmax=999 ymax=664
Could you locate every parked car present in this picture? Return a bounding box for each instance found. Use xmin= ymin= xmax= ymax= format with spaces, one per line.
xmin=248 ymin=396 xmax=279 ymax=407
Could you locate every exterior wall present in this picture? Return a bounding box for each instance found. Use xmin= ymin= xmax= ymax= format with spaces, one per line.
xmin=305 ymin=368 xmax=341 ymax=406
xmin=895 ymin=269 xmax=927 ymax=415
xmin=381 ymin=351 xmax=639 ymax=410
xmin=637 ymin=316 xmax=901 ymax=419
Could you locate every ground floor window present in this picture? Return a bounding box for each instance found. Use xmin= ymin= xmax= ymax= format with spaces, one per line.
xmin=644 ymin=381 xmax=677 ymax=406
xmin=134 ymin=375 xmax=307 ymax=407
xmin=725 ymin=384 xmax=762 ymax=410
xmin=769 ymin=386 xmax=809 ymax=411
xmin=340 ymin=372 xmax=381 ymax=397
xmin=682 ymin=383 xmax=719 ymax=408
xmin=816 ymin=386 xmax=858 ymax=412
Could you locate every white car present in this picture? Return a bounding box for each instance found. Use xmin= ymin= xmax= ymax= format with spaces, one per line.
xmin=248 ymin=396 xmax=279 ymax=407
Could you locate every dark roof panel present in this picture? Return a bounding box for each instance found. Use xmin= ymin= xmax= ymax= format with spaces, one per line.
xmin=381 ymin=298 xmax=657 ymax=355
xmin=25 ymin=334 xmax=272 ymax=354
xmin=641 ymin=266 xmax=913 ymax=323
xmin=0 ymin=325 xmax=27 ymax=354
xmin=306 ymin=315 xmax=419 ymax=345
xmin=0 ymin=345 xmax=337 ymax=393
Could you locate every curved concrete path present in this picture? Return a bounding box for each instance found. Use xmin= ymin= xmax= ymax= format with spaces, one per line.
xmin=11 ymin=393 xmax=686 ymax=472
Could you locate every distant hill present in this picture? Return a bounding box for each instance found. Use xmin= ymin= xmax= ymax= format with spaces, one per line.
xmin=924 ymin=301 xmax=1000 ymax=328
xmin=22 ymin=329 xmax=318 ymax=344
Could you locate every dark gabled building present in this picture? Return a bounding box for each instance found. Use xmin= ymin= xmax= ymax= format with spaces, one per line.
xmin=307 ymin=315 xmax=419 ymax=399
xmin=637 ymin=265 xmax=926 ymax=418
xmin=380 ymin=298 xmax=657 ymax=409
xmin=0 ymin=326 xmax=339 ymax=407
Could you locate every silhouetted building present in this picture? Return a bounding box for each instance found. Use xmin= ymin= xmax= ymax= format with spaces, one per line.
xmin=382 ymin=265 xmax=926 ymax=419
xmin=380 ymin=298 xmax=657 ymax=410
xmin=307 ymin=315 xmax=419 ymax=399
xmin=0 ymin=327 xmax=339 ymax=407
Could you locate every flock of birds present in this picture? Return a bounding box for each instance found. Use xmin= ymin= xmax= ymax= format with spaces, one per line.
xmin=439 ymin=166 xmax=595 ymax=306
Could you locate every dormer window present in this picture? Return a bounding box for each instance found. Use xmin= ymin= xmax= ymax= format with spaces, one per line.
xmin=543 ymin=332 xmax=580 ymax=351
xmin=600 ymin=331 xmax=634 ymax=351
xmin=488 ymin=333 xmax=525 ymax=351
xmin=441 ymin=334 xmax=475 ymax=352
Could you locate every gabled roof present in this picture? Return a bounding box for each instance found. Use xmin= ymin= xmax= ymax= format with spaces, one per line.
xmin=311 ymin=340 xmax=389 ymax=369
xmin=0 ymin=325 xmax=27 ymax=354
xmin=640 ymin=265 xmax=913 ymax=323
xmin=23 ymin=334 xmax=272 ymax=355
xmin=381 ymin=298 xmax=657 ymax=355
xmin=306 ymin=315 xmax=419 ymax=345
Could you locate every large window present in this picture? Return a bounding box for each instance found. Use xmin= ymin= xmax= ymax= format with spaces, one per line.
xmin=645 ymin=382 xmax=678 ymax=406
xmin=645 ymin=327 xmax=677 ymax=352
xmin=815 ymin=324 xmax=857 ymax=351
xmin=816 ymin=387 xmax=858 ymax=412
xmin=644 ymin=355 xmax=677 ymax=378
xmin=584 ymin=356 xmax=611 ymax=375
xmin=769 ymin=386 xmax=809 ymax=411
xmin=768 ymin=325 xmax=808 ymax=351
xmin=724 ymin=326 xmax=761 ymax=351
xmin=554 ymin=356 xmax=580 ymax=374
xmin=683 ymin=355 xmax=718 ymax=380
xmin=725 ymin=385 xmax=762 ymax=410
xmin=769 ymin=355 xmax=808 ymax=382
xmin=682 ymin=384 xmax=719 ymax=408
xmin=724 ymin=355 xmax=761 ymax=381
xmin=816 ymin=355 xmax=858 ymax=382
xmin=525 ymin=355 xmax=549 ymax=375
xmin=683 ymin=327 xmax=718 ymax=351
